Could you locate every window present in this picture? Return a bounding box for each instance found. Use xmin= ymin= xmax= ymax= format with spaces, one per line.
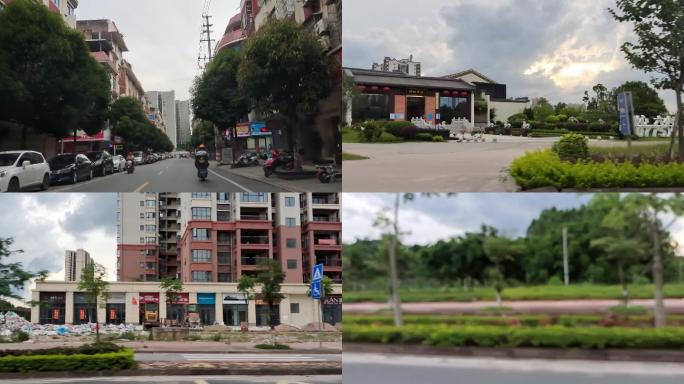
xmin=217 ymin=192 xmax=230 ymax=202
xmin=192 ymin=228 xmax=210 ymax=241
xmin=145 ymin=212 xmax=156 ymax=219
xmin=192 ymin=271 xmax=212 ymax=282
xmin=352 ymin=93 xmax=392 ymax=121
xmin=145 ymin=237 xmax=156 ymax=244
xmin=139 ymin=237 xmax=145 ymax=244
xmin=192 ymin=192 xmax=210 ymax=199
xmin=285 ymin=197 xmax=295 ymax=207
xmin=286 ymin=238 xmax=296 ymax=248
xmin=217 ymin=211 xmax=231 ymax=221
xmin=139 ymin=213 xmax=144 ymax=219
xmin=256 ymin=304 xmax=279 ymax=326
xmin=139 ymin=201 xmax=144 ymax=207
xmin=146 ymin=225 xmax=156 ymax=232
xmin=192 ymin=249 xmax=211 ymax=263
xmin=286 ymin=218 xmax=296 ymax=227
xmin=287 ymin=259 xmax=297 ymax=269
xmin=192 ymin=207 xmax=211 ymax=220
xmin=145 ymin=200 xmax=156 ymax=208
xmin=140 ymin=225 xmax=144 ymax=231
xmin=290 ymin=303 xmax=300 ymax=314
xmin=218 ymin=253 xmax=231 ymax=264
xmin=240 ymin=193 xmax=267 ymax=203
xmin=437 ymin=96 xmax=470 ymax=124
xmin=218 ymin=273 xmax=232 ymax=282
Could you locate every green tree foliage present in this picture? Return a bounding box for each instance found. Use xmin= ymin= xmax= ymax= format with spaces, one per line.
xmin=238 ymin=18 xmax=332 ymax=167
xmin=610 ymin=0 xmax=684 ymax=161
xmin=0 ymin=0 xmax=110 ymax=147
xmin=159 ymin=276 xmax=183 ymax=308
xmin=108 ymin=97 xmax=172 ymax=152
xmin=483 ymin=236 xmax=525 ymax=306
xmin=191 ymin=49 xmax=248 ymax=158
xmin=610 ymin=81 xmax=668 ymax=118
xmin=0 ymin=238 xmax=46 ymax=300
xmin=531 ymin=98 xmax=554 ymax=121
xmin=77 ymin=263 xmax=109 ymax=343
xmin=191 ymin=120 xmax=217 ymax=151
xmin=237 ymin=260 xmax=285 ymax=330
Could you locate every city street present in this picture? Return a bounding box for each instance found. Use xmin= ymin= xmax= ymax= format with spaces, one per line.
xmin=47 ymin=158 xmax=287 ymax=192
xmin=343 ymin=353 xmax=684 ymax=384
xmin=0 ymin=376 xmax=341 ymax=384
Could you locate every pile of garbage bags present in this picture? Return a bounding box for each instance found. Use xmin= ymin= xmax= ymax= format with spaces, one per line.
xmin=0 ymin=311 xmax=136 ymax=337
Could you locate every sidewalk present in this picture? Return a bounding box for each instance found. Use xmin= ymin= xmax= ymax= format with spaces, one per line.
xmin=211 ymin=162 xmax=340 ymax=192
xmin=0 ymin=340 xmax=342 ymax=354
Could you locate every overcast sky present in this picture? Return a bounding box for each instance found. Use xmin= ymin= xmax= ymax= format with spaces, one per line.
xmin=77 ymin=0 xmax=241 ymax=100
xmin=342 ymin=194 xmax=684 ymax=254
xmin=0 ymin=194 xmax=117 ymax=302
xmin=343 ymin=0 xmax=677 ymax=112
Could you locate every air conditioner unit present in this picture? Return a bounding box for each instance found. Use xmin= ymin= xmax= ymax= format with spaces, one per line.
xmin=314 ymin=19 xmax=329 ymax=36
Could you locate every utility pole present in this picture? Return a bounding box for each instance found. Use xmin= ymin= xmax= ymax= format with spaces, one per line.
xmin=198 ymin=13 xmax=215 ymax=70
xmin=562 ymin=227 xmax=569 ymax=286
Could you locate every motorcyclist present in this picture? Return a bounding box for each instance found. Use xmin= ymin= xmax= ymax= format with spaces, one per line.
xmin=194 ymin=144 xmax=209 ymax=177
xmin=126 ymin=152 xmax=135 ymax=169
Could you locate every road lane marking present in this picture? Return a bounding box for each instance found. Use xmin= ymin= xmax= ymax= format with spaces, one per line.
xmin=194 ymin=380 xmax=209 ymax=384
xmin=157 ymin=170 xmax=164 ymax=176
xmin=208 ymin=169 xmax=252 ymax=192
xmin=134 ymin=181 xmax=150 ymax=192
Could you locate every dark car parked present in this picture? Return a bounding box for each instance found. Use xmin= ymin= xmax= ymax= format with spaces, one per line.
xmin=49 ymin=154 xmax=93 ymax=185
xmin=86 ymin=150 xmax=114 ymax=177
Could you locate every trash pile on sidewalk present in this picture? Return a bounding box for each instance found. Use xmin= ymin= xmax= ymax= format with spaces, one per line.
xmin=0 ymin=311 xmax=136 ymax=337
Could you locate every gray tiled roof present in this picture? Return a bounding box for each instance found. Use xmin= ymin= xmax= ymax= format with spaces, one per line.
xmin=345 ymin=68 xmax=475 ymax=91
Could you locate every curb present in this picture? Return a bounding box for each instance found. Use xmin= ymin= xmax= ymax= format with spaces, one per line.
xmin=212 ymin=164 xmax=304 ymax=192
xmin=0 ymin=366 xmax=342 ymax=379
xmin=344 ymin=343 xmax=684 ymax=363
xmin=132 ymin=349 xmax=341 ymax=354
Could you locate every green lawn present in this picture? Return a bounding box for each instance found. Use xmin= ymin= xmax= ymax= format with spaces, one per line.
xmin=342 ymin=152 xmax=370 ymax=161
xmin=589 ymin=143 xmax=670 ymax=156
xmin=344 ymin=283 xmax=684 ymax=303
xmin=342 ymin=126 xmax=362 ymax=143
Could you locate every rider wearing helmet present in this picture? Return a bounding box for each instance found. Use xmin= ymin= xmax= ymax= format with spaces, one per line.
xmin=194 ymin=144 xmax=209 ymax=177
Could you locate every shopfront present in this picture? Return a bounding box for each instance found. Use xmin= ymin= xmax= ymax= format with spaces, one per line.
xmin=39 ymin=292 xmax=65 ymax=325
xmin=322 ymin=295 xmax=342 ymax=325
xmin=166 ymin=292 xmax=189 ymax=323
xmin=230 ymin=122 xmax=273 ymax=155
xmin=197 ymin=293 xmax=216 ymax=325
xmin=73 ymin=292 xmax=97 ymax=325
xmin=222 ymin=294 xmax=248 ymax=326
xmin=256 ymin=301 xmax=280 ymax=327
xmin=106 ymin=293 xmax=126 ymax=325
xmin=139 ymin=292 xmax=159 ymax=325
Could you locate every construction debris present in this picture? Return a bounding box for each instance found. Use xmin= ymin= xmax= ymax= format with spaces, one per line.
xmin=0 ymin=311 xmax=136 ymax=337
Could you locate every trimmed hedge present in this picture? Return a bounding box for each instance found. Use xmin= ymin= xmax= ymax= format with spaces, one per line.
xmin=0 ymin=342 xmax=123 ymax=357
xmin=509 ymin=150 xmax=684 ymax=190
xmin=0 ymin=350 xmax=136 ymax=372
xmin=343 ymin=324 xmax=684 ymax=350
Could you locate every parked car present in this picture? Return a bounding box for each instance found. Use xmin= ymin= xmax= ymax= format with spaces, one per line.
xmin=112 ymin=154 xmax=125 ymax=172
xmin=133 ymin=151 xmax=144 ymax=165
xmin=86 ymin=150 xmax=114 ymax=177
xmin=49 ymin=154 xmax=93 ymax=185
xmin=0 ymin=151 xmax=51 ymax=192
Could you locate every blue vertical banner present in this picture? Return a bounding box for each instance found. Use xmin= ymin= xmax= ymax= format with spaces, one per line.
xmin=618 ymin=92 xmax=633 ymax=136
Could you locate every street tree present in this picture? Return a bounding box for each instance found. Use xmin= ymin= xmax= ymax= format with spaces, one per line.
xmin=590 ymin=208 xmax=649 ymax=306
xmin=160 ymin=276 xmax=184 ymax=322
xmin=191 ymin=49 xmax=248 ymax=161
xmin=191 ymin=120 xmax=217 ymax=151
xmin=238 ymin=19 xmax=332 ymax=168
xmin=0 ymin=238 xmax=47 ymax=300
xmin=483 ymin=237 xmax=524 ymax=307
xmin=610 ymin=0 xmax=684 ymax=161
xmin=0 ymin=0 xmax=110 ymax=148
xmin=623 ymin=193 xmax=684 ymax=328
xmin=237 ymin=261 xmax=285 ymax=330
xmin=77 ymin=262 xmax=109 ymax=343
xmin=610 ymin=81 xmax=669 ymax=118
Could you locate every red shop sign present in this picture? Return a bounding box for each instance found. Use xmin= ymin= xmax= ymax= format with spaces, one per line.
xmin=52 ymin=309 xmax=60 ymax=320
xmin=109 ymin=309 xmax=117 ymax=320
xmin=79 ymin=309 xmax=86 ymax=320
xmin=139 ymin=293 xmax=160 ymax=304
xmin=170 ymin=293 xmax=189 ymax=305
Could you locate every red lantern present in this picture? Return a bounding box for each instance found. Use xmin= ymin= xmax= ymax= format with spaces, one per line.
xmin=383 ymin=86 xmax=391 ymax=92
xmin=460 ymin=91 xmax=469 ymax=97
xmin=357 ymin=85 xmax=366 ymax=92
xmin=371 ymin=85 xmax=380 ymax=91
xmin=442 ymin=90 xmax=451 ymax=96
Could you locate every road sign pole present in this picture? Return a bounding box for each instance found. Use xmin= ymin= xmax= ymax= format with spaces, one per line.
xmin=563 ymin=227 xmax=569 ymax=286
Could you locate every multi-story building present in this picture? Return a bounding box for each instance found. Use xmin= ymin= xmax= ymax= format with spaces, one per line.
xmin=146 ymin=91 xmax=177 ymax=149
xmin=175 ymin=100 xmax=192 ymax=149
xmin=116 ymin=192 xmax=160 ymax=282
xmin=64 ymin=249 xmax=93 ymax=282
xmin=2 ymin=0 xmax=79 ymax=27
xmin=372 ymin=55 xmax=422 ymax=77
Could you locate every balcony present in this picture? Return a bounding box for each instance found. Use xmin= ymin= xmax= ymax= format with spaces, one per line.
xmin=241 ymin=235 xmax=269 ymax=244
xmin=316 ymin=255 xmax=342 ymax=267
xmin=241 ymin=256 xmax=270 ymax=266
xmin=240 ymin=213 xmax=268 ymax=221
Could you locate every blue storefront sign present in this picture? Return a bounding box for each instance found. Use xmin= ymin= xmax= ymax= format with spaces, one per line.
xmin=197 ymin=293 xmax=216 ymax=305
xmin=250 ymin=122 xmax=271 ymax=136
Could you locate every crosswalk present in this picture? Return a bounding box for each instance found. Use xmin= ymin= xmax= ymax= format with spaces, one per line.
xmin=180 ymin=354 xmax=329 ymax=362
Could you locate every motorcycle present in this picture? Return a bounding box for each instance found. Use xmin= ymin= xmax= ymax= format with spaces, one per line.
xmin=196 ymin=155 xmax=209 ymax=181
xmin=125 ymin=160 xmax=134 ymax=174
xmin=235 ymin=152 xmax=260 ymax=168
xmin=316 ymin=164 xmax=342 ymax=184
xmin=263 ymin=150 xmax=294 ymax=178
xmin=198 ymin=167 xmax=208 ymax=181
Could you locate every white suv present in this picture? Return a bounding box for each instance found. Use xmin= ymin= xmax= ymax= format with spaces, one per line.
xmin=0 ymin=151 xmax=51 ymax=192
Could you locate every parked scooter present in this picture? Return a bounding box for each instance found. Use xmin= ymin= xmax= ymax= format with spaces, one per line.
xmin=316 ymin=164 xmax=342 ymax=183
xmin=125 ymin=160 xmax=134 ymax=174
xmin=235 ymin=151 xmax=260 ymax=168
xmin=263 ymin=150 xmax=294 ymax=177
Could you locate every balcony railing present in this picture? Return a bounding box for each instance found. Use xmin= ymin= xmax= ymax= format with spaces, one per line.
xmin=312 ymin=216 xmax=340 ymax=222
xmin=240 ymin=214 xmax=268 ymax=221
xmin=316 ymin=257 xmax=342 ymax=267
xmin=314 ymin=238 xmax=339 ymax=246
xmin=241 ymin=236 xmax=269 ymax=245
xmin=241 ymin=256 xmax=269 ymax=266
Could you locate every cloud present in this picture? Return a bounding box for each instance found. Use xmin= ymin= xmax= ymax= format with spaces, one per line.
xmin=343 ymin=0 xmax=677 ymax=112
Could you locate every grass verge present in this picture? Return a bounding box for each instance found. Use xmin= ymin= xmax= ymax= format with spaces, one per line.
xmin=342 ymin=152 xmax=370 ymax=161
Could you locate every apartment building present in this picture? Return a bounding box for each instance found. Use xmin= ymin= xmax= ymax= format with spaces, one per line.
xmin=146 ymin=91 xmax=177 ymax=149
xmin=2 ymin=0 xmax=79 ymax=27
xmin=64 ymin=249 xmax=93 ymax=282
xmin=117 ymin=192 xmax=342 ymax=285
xmin=175 ymin=100 xmax=192 ymax=148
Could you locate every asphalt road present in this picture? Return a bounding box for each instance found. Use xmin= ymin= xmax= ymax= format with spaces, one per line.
xmin=343 ymin=353 xmax=684 ymax=384
xmin=0 ymin=376 xmax=341 ymax=384
xmin=134 ymin=353 xmax=342 ymax=363
xmin=47 ymin=158 xmax=286 ymax=192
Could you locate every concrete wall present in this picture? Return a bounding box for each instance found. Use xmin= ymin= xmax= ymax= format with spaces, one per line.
xmin=491 ymin=100 xmax=531 ymax=123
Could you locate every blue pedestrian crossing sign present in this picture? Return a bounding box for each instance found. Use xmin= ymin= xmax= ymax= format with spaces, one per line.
xmin=311 ymin=280 xmax=322 ymax=300
xmin=312 ymin=264 xmax=324 ymax=282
